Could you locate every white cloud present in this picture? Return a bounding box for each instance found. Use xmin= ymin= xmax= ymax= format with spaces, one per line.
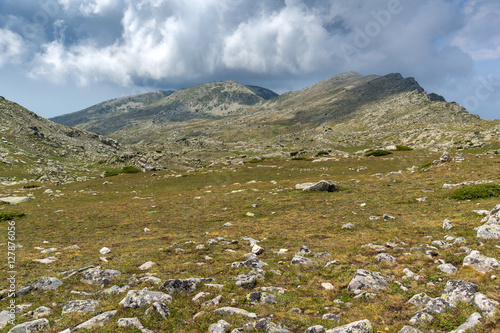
xmin=0 ymin=29 xmax=27 ymax=67
xmin=58 ymin=0 xmax=119 ymax=16
xmin=452 ymin=0 xmax=500 ymax=60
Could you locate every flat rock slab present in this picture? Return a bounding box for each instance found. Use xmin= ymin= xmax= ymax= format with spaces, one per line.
xmin=7 ymin=318 xmax=49 ymax=333
xmin=0 ymin=197 xmax=33 ymax=205
xmin=449 ymin=312 xmax=482 ymax=333
xmin=80 ymin=266 xmax=121 ymax=285
xmin=160 ymin=278 xmax=214 ymax=294
xmin=62 ymin=300 xmax=99 ymax=315
xmin=35 ymin=277 xmax=62 ymax=290
xmin=74 ymin=310 xmax=117 ymax=330
xmin=120 ymin=290 xmax=172 ymax=308
xmin=347 ymin=269 xmax=391 ymax=293
xmin=295 ymin=180 xmax=338 ymax=192
xmin=476 ymin=224 xmax=500 ymax=239
xmin=325 ymin=319 xmax=373 ymax=333
xmin=463 ymin=250 xmax=500 ymax=273
xmin=213 ymin=307 xmax=257 ymax=318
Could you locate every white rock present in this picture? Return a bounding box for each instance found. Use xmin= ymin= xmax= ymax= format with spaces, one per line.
xmin=138 ymin=261 xmax=157 ymax=270
xmin=99 ymin=247 xmax=112 ymax=255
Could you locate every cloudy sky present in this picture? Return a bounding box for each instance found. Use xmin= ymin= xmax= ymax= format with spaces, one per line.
xmin=0 ymin=0 xmax=499 ymax=119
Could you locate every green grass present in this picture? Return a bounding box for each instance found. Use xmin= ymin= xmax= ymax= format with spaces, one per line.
xmin=395 ymin=145 xmax=413 ymax=151
xmin=448 ymin=183 xmax=500 ymax=200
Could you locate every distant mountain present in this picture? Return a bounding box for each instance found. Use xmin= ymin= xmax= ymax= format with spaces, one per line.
xmin=48 ymin=73 xmax=499 ymax=164
xmin=51 ymin=82 xmax=278 ymax=136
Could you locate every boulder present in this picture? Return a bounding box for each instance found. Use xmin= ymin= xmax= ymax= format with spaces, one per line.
xmin=291 ymin=255 xmax=314 ymax=265
xmin=74 ymin=310 xmax=117 ymax=330
xmin=449 ymin=312 xmax=482 ymax=333
xmin=295 ymin=180 xmax=338 ymax=192
xmin=213 ymin=307 xmax=257 ymax=318
xmin=7 ymin=319 xmax=49 ymax=333
xmin=437 ymin=263 xmax=457 ymax=274
xmin=474 ymin=292 xmax=499 ymax=318
xmin=0 ymin=197 xmax=33 ymax=205
xmin=61 ymin=300 xmax=99 ymax=315
xmin=463 ymin=250 xmax=500 ymax=273
xmin=120 ymin=290 xmax=172 ymax=308
xmin=476 ymin=224 xmax=500 ymax=239
xmin=80 ymin=266 xmax=121 ymax=285
xmin=347 ymin=269 xmax=391 ymax=293
xmin=34 ymin=277 xmax=62 ymax=290
xmin=325 ymin=319 xmax=373 ymax=333
xmin=208 ymin=320 xmax=231 ymax=333
xmin=441 ymin=280 xmax=478 ymax=305
xmin=375 ymin=253 xmax=396 ymax=263
xmin=246 ymin=292 xmax=277 ymax=305
xmin=398 ymin=326 xmax=422 ymax=333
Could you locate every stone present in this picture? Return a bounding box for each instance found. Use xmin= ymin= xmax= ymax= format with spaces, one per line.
xmin=34 ymin=277 xmax=62 ymax=290
xmin=213 ymin=307 xmax=257 ymax=318
xmin=476 ymin=224 xmax=500 ymax=239
xmin=32 ymin=306 xmax=51 ymax=319
xmin=0 ymin=197 xmax=33 ymax=205
xmin=483 ymin=204 xmax=500 ymax=224
xmin=252 ymin=244 xmax=264 ymax=255
xmin=407 ymin=293 xmax=432 ymax=308
xmin=321 ymin=282 xmax=335 ymax=290
xmin=74 ymin=310 xmax=117 ymax=330
xmin=291 ymin=255 xmax=313 ymax=265
xmin=441 ymin=280 xmax=478 ymax=306
xmin=474 ymin=292 xmax=498 ymax=318
xmin=138 ymin=261 xmax=157 ymax=270
xmin=398 ymin=326 xmax=422 ymax=333
xmin=437 ymin=263 xmax=457 ymax=274
xmin=463 ymin=250 xmax=500 ymax=273
xmin=449 ymin=312 xmax=482 ymax=333
xmin=99 ymin=247 xmax=111 ymax=255
xmin=322 ymin=313 xmax=340 ymax=321
xmin=202 ymin=295 xmax=222 ymax=308
xmin=375 ymin=253 xmax=396 ymax=263
xmin=150 ymin=302 xmax=170 ymax=319
xmin=421 ymin=298 xmax=457 ymax=314
xmin=139 ymin=276 xmax=162 ymax=285
xmin=160 ymin=279 xmax=197 ymax=294
xmin=209 ymin=320 xmax=231 ymax=333
xmin=234 ymin=269 xmax=265 ymax=288
xmin=7 ymin=319 xmax=49 ymax=333
xmin=33 ymin=257 xmax=57 ymax=264
xmin=61 ymin=300 xmax=99 ymax=315
xmin=0 ymin=310 xmax=12 ymax=329
xmin=324 ymin=260 xmax=340 ymax=268
xmin=306 ymin=325 xmax=326 ymax=333
xmin=325 ymin=319 xmax=373 ymax=333
xmin=254 ymin=318 xmax=290 ymax=333
xmin=341 ymin=223 xmax=355 ymax=229
xmin=442 ymin=219 xmax=454 ymax=230
xmin=295 ymin=180 xmax=338 ymax=192
xmin=119 ymin=290 xmax=172 ymax=308
xmin=242 ymin=258 xmax=267 ymax=268
xmin=246 ymin=292 xmax=277 ymax=305
xmin=103 ymin=285 xmax=130 ymax=294
xmin=297 ymin=245 xmax=312 ymax=256
xmin=409 ymin=311 xmax=433 ymax=325
xmin=439 ymin=151 xmax=450 ymax=163
xmin=117 ymin=317 xmax=151 ymax=332
xmin=347 ymin=269 xmax=391 ymax=293
xmin=80 ymin=266 xmax=121 ymax=285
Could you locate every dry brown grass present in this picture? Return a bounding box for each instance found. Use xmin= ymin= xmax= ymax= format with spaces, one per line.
xmin=1 ymin=149 xmax=499 ymax=332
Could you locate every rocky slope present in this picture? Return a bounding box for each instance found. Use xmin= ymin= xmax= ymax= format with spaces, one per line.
xmin=50 ymin=73 xmax=500 ymax=165
xmin=0 ymin=96 xmax=121 ymax=183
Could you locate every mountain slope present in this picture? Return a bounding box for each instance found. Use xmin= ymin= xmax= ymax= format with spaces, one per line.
xmin=49 ymin=73 xmax=500 ymax=165
xmin=0 ymin=96 xmax=121 ymax=182
xmin=51 ymin=81 xmax=278 ymax=136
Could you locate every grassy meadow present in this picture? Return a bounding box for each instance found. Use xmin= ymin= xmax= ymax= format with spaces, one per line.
xmin=1 ymin=149 xmax=499 ymax=332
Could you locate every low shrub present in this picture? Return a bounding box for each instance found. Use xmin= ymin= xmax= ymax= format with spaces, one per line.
xmin=365 ymin=150 xmax=392 ymax=157
xmin=396 ymin=145 xmax=413 ymax=151
xmin=315 ymin=151 xmax=329 ymax=157
xmin=104 ymin=166 xmax=141 ymax=177
xmin=0 ymin=212 xmax=26 ymax=221
xmin=448 ymin=183 xmax=500 ymax=200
